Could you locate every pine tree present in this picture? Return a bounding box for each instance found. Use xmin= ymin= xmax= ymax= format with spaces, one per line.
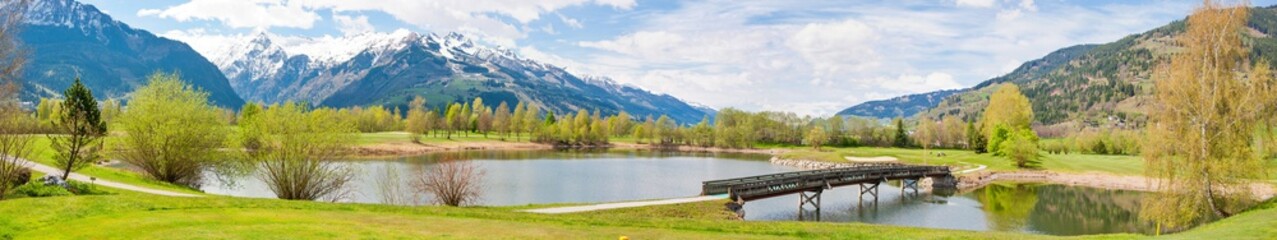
xmin=893 ymin=118 xmax=908 ymax=148
xmin=51 ymin=78 xmax=106 ymax=179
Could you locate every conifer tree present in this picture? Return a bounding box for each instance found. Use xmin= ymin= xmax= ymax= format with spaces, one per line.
xmin=51 ymin=78 xmax=106 ymax=179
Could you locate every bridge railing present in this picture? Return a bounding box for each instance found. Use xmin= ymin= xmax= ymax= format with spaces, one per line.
xmin=702 ymin=165 xmax=951 ymax=199
xmin=703 ymin=164 xmax=903 ymax=187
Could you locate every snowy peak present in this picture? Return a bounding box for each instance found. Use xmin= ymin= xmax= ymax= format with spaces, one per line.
xmin=18 ymin=0 xmax=119 ymax=38
xmin=22 ymin=0 xmax=111 ymax=27
xmin=248 ymin=31 xmax=273 ymax=46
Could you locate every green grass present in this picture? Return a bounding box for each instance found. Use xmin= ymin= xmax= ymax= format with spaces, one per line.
xmin=779 ymin=147 xmax=1146 ymax=176
xmin=7 ymin=135 xmax=1277 ymax=239
xmin=0 ymin=193 xmax=1101 ymax=239
xmin=4 ymin=192 xmax=1275 ymax=239
xmin=25 ymin=136 xmax=204 ymax=195
xmin=1159 ymin=198 xmax=1277 ymax=239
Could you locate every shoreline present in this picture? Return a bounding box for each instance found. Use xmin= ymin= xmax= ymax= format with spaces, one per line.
xmin=769 ymin=157 xmax=1277 ymax=199
xmin=352 ymin=141 xmax=1276 ymax=200
xmin=350 ymin=140 xmax=791 ymax=158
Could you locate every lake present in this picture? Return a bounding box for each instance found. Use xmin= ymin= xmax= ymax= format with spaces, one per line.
xmin=200 ymin=150 xmax=1154 ymax=236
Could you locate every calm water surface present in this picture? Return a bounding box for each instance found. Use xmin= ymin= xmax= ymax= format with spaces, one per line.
xmin=201 ymin=150 xmax=1153 ymax=236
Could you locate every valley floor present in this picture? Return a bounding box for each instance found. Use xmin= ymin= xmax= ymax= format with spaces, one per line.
xmin=4 ymin=132 xmax=1277 ymax=239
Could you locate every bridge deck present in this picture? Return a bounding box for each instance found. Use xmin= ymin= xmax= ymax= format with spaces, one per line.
xmin=703 ymin=165 xmax=952 ymax=201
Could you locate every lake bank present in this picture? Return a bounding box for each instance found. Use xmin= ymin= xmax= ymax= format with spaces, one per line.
xmin=770 ymin=156 xmax=1277 ymax=199
xmin=351 ymin=137 xmax=789 ymax=158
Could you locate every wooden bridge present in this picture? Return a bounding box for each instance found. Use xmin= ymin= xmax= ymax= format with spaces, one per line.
xmin=702 ymin=164 xmax=957 ymax=220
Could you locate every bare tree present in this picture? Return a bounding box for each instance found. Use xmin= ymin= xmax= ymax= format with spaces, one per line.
xmin=374 ymin=166 xmax=416 ymax=205
xmin=0 ymin=82 xmax=35 ymax=199
xmin=412 ymin=159 xmax=485 ymax=206
xmin=0 ymin=0 xmax=32 ymax=199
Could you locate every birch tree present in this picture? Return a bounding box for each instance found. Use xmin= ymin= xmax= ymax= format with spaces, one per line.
xmin=1142 ymin=0 xmax=1277 ymax=229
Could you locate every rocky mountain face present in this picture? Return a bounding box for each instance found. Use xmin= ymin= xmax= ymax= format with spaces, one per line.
xmin=13 ymin=0 xmax=244 ymax=107
xmin=213 ymin=30 xmax=712 ymax=123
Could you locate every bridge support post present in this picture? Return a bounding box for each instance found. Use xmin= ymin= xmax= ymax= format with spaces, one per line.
xmin=858 ymin=181 xmax=880 ymax=202
xmin=902 ymin=178 xmax=920 ymax=195
xmin=798 ymin=189 xmax=822 ymax=221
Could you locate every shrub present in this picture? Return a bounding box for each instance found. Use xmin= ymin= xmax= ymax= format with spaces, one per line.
xmin=67 ymin=180 xmax=109 ymax=195
xmin=13 ymin=182 xmax=72 ymax=197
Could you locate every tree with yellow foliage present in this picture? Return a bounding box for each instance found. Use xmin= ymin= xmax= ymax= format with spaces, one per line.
xmin=1142 ymin=0 xmax=1277 ymax=230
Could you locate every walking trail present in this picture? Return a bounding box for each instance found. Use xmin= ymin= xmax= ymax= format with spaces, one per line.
xmin=20 ymin=159 xmax=202 ymax=197
xmin=523 ymin=195 xmax=728 ymax=214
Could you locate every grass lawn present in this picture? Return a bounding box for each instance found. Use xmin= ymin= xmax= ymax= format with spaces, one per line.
xmin=1160 ymin=198 xmax=1277 ymax=239
xmin=7 ymin=133 xmax=1277 ymax=239
xmin=778 ymin=146 xmax=1146 ymax=176
xmin=24 ymin=136 xmax=204 ymax=195
xmin=0 ymin=193 xmax=1104 ymax=239
xmin=4 ymin=192 xmax=1275 ymax=239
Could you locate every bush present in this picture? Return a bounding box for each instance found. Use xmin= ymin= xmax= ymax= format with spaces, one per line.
xmin=12 ymin=182 xmax=72 ymax=197
xmin=5 ymin=167 xmax=29 ymax=187
xmin=67 ymin=180 xmax=109 ymax=195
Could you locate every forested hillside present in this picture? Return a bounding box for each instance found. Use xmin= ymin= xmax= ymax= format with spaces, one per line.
xmin=847 ymin=6 xmax=1277 ymax=131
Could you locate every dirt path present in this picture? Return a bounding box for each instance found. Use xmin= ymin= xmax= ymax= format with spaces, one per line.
xmin=20 ymin=159 xmax=202 ymax=197
xmin=523 ymin=195 xmax=728 ymax=214
xmin=843 ymin=156 xmax=898 ymax=162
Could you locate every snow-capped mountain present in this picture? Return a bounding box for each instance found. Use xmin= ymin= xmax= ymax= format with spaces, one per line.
xmin=212 ymin=30 xmax=712 ymax=123
xmin=10 ymin=0 xmax=244 ymax=107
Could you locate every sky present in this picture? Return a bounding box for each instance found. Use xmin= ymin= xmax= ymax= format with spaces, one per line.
xmin=79 ymin=0 xmax=1277 ymax=116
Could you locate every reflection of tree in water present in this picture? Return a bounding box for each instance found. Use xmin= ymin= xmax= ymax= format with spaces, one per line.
xmin=976 ymin=183 xmax=1039 ymax=231
xmin=1027 ymin=185 xmax=1153 ymax=235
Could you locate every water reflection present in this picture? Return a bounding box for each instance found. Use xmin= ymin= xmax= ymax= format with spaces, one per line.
xmin=203 ymin=150 xmax=788 ymax=206
xmin=199 ymin=150 xmax=1158 ymax=236
xmin=746 ymin=182 xmax=1155 ymax=236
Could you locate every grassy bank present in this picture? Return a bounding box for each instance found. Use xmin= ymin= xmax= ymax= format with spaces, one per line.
xmin=0 ymin=193 xmax=1089 ymax=239
xmin=23 ymin=136 xmax=203 ymax=195
xmin=778 ymin=147 xmax=1145 ymax=175
xmin=4 ymin=192 xmax=1276 ymax=239
xmin=6 ymin=133 xmax=1277 ymax=239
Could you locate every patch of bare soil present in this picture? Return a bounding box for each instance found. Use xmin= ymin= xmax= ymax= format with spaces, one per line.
xmin=959 ymin=171 xmax=1276 ymax=199
xmin=843 ymin=156 xmax=898 ymax=162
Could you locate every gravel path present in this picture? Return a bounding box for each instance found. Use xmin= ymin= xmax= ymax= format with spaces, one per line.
xmin=20 ymin=159 xmax=202 ymax=197
xmin=523 ymin=195 xmax=728 ymax=214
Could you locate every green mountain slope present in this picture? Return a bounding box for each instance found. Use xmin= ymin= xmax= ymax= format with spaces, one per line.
xmin=858 ymin=6 xmax=1277 ymax=130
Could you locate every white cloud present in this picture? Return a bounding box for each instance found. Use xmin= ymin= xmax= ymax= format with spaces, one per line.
xmin=159 ymin=28 xmax=243 ymax=59
xmin=956 ymin=0 xmax=996 ymax=8
xmin=136 ymin=8 xmax=161 ymax=17
xmin=142 ymin=0 xmax=631 ymax=46
xmin=141 ymin=0 xmax=320 ymax=29
xmin=291 ymin=0 xmax=634 ymax=46
xmin=578 ymin=31 xmax=685 ymax=57
xmin=333 ymin=14 xmax=374 ymax=35
xmin=556 ymin=0 xmax=1192 ymax=116
xmin=786 ymin=19 xmax=880 ymax=78
xmin=882 ymin=73 xmax=964 ymax=93
xmin=558 ymin=13 xmax=584 ymax=29
xmin=143 ymin=0 xmax=1196 ymax=117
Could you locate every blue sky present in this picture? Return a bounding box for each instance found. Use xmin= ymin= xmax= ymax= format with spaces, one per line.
xmin=79 ymin=0 xmax=1277 ymax=116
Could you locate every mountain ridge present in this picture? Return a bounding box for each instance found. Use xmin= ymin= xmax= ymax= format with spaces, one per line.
xmin=13 ymin=0 xmax=245 ymax=107
xmin=838 ymin=5 xmax=1277 ymax=129
xmin=213 ymin=29 xmax=713 ymax=123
